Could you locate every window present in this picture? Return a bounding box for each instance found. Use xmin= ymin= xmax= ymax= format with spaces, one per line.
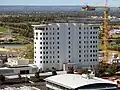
xmin=43 ymin=52 xmax=45 ymax=54
xmin=68 ymin=46 xmax=70 ymax=48
xmin=36 ymin=32 xmax=38 ymax=36
xmin=69 ymin=60 xmax=71 ymax=62
xmin=79 ymin=36 xmax=81 ymax=39
xmin=79 ymin=50 xmax=81 ymax=53
xmin=57 ymin=28 xmax=59 ymax=30
xmin=53 ymin=51 xmax=55 ymax=54
xmin=50 ymin=32 xmax=51 ymax=35
xmin=93 ymin=26 xmax=99 ymax=29
xmin=79 ymin=41 xmax=81 ymax=44
xmin=90 ymin=27 xmax=92 ymax=29
xmin=40 ymin=61 xmax=42 ymax=63
xmin=36 ymin=37 xmax=38 ymax=40
xmin=53 ymin=33 xmax=54 ymax=35
xmin=68 ymin=55 xmax=71 ymax=58
xmin=46 ymin=47 xmax=48 ymax=49
xmin=43 ymin=47 xmax=45 ymax=49
xmin=46 ymin=37 xmax=48 ymax=40
xmin=68 ymin=32 xmax=70 ymax=35
xmin=46 ymin=28 xmax=48 ymax=30
xmin=43 ymin=37 xmax=45 ymax=40
xmin=46 ymin=42 xmax=48 ymax=44
xmin=57 ymin=46 xmax=59 ymax=49
xmin=50 ymin=56 xmax=52 ymax=59
xmin=57 ymin=60 xmax=59 ymax=63
xmin=68 ymin=51 xmax=70 ymax=53
xmin=43 ymin=42 xmax=45 ymax=45
xmin=40 ymin=52 xmax=42 ymax=54
xmin=84 ymin=32 xmax=86 ymax=34
xmin=46 ymin=32 xmax=48 ymax=35
xmin=40 ymin=42 xmax=42 ymax=44
xmin=57 ymin=51 xmax=59 ymax=53
xmin=46 ymin=52 xmax=48 ymax=54
xmin=90 ymin=50 xmax=92 ymax=52
xmin=57 ymin=32 xmax=59 ymax=35
xmin=43 ymin=56 xmax=45 ymax=59
xmin=68 ymin=37 xmax=70 ymax=39
xmin=53 ymin=37 xmax=54 ymax=40
xmin=57 ymin=42 xmax=59 ymax=44
xmin=90 ymin=32 xmax=92 ymax=34
xmin=68 ymin=27 xmax=70 ymax=30
xmin=46 ymin=61 xmax=48 ymax=63
xmin=34 ymin=42 xmax=36 ymax=44
xmin=43 ymin=61 xmax=45 ymax=63
xmin=53 ymin=42 xmax=54 ymax=44
xmin=79 ymin=32 xmax=81 ymax=34
xmin=49 ymin=37 xmax=52 ymax=40
xmin=57 ymin=37 xmax=59 ymax=40
xmin=79 ymin=46 xmax=81 ymax=48
xmin=68 ymin=41 xmax=70 ymax=44
xmin=40 ymin=56 xmax=42 ymax=59
xmin=50 ymin=61 xmax=52 ymax=63
xmin=40 ymin=47 xmax=42 ymax=49
xmin=79 ymin=60 xmax=81 ymax=62
xmin=35 ymin=56 xmax=36 ymax=58
xmin=79 ymin=27 xmax=81 ymax=30
xmin=53 ymin=61 xmax=54 ymax=63
xmin=43 ymin=33 xmax=45 ymax=35
xmin=40 ymin=33 xmax=42 ymax=35
xmin=79 ymin=55 xmax=81 ymax=57
xmin=57 ymin=56 xmax=59 ymax=58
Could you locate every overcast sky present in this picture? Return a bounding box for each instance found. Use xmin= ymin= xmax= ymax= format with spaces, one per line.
xmin=0 ymin=0 xmax=119 ymax=7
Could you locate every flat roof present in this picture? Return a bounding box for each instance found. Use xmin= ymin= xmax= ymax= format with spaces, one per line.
xmin=45 ymin=74 xmax=117 ymax=89
xmin=32 ymin=23 xmax=100 ymax=27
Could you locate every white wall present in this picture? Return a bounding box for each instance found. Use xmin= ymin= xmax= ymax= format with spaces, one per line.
xmin=33 ymin=23 xmax=99 ymax=71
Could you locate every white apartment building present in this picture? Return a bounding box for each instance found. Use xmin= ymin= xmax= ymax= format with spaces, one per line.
xmin=33 ymin=23 xmax=99 ymax=71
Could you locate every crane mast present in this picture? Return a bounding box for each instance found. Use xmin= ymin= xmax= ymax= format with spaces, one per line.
xmin=82 ymin=0 xmax=109 ymax=63
xmin=103 ymin=7 xmax=109 ymax=63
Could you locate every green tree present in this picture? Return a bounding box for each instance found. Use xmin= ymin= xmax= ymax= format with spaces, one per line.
xmin=0 ymin=75 xmax=5 ymax=84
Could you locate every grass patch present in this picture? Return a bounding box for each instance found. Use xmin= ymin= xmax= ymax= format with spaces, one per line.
xmin=0 ymin=27 xmax=8 ymax=33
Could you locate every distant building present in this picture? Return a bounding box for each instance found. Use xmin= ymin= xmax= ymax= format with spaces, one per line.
xmin=33 ymin=23 xmax=99 ymax=71
xmin=1 ymin=86 xmax=41 ymax=90
xmin=7 ymin=57 xmax=31 ymax=66
xmin=45 ymin=74 xmax=117 ymax=90
xmin=0 ymin=64 xmax=38 ymax=75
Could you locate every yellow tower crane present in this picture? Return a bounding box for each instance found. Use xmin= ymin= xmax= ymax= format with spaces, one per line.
xmin=82 ymin=0 xmax=109 ymax=63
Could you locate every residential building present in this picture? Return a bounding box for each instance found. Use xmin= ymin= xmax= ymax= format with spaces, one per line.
xmin=7 ymin=57 xmax=31 ymax=66
xmin=0 ymin=64 xmax=38 ymax=75
xmin=33 ymin=23 xmax=99 ymax=71
xmin=1 ymin=86 xmax=41 ymax=90
xmin=45 ymin=74 xmax=117 ymax=90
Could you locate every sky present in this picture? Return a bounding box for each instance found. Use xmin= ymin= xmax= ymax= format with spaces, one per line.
xmin=1 ymin=0 xmax=120 ymax=6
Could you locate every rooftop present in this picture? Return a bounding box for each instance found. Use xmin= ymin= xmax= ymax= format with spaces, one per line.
xmin=32 ymin=23 xmax=100 ymax=27
xmin=1 ymin=86 xmax=41 ymax=90
xmin=45 ymin=74 xmax=117 ymax=89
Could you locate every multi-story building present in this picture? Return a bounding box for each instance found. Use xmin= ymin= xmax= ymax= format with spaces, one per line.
xmin=33 ymin=23 xmax=99 ymax=71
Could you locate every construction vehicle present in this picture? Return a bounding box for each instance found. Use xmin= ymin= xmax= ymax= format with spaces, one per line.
xmin=82 ymin=0 xmax=109 ymax=63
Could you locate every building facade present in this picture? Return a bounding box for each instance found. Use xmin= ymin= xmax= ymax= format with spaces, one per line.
xmin=33 ymin=23 xmax=99 ymax=71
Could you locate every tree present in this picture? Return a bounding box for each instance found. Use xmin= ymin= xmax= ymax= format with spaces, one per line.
xmin=67 ymin=67 xmax=74 ymax=74
xmin=35 ymin=72 xmax=40 ymax=78
xmin=0 ymin=75 xmax=5 ymax=84
xmin=18 ymin=73 xmax=21 ymax=79
xmin=52 ymin=67 xmax=57 ymax=75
